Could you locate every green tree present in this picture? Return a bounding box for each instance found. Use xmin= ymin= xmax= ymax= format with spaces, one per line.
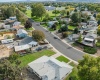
xmin=32 ymin=30 xmax=45 ymax=42
xmin=25 ymin=20 xmax=32 ymax=29
xmin=71 ymin=12 xmax=81 ymax=23
xmin=8 ymin=53 xmax=20 ymax=63
xmin=6 ymin=6 xmax=16 ymax=18
xmin=97 ymin=25 xmax=100 ymax=35
xmin=74 ymin=28 xmax=78 ymax=34
xmin=0 ymin=6 xmax=16 ymax=19
xmin=16 ymin=9 xmax=27 ymax=24
xmin=60 ymin=10 xmax=66 ymax=16
xmin=78 ymin=34 xmax=82 ymax=42
xmin=0 ymin=59 xmax=24 ymax=80
xmin=31 ymin=3 xmax=46 ymax=19
xmin=78 ymin=54 xmax=100 ymax=80
xmin=43 ymin=13 xmax=50 ymax=22
xmin=98 ymin=20 xmax=100 ymax=25
xmin=96 ymin=13 xmax=100 ymax=20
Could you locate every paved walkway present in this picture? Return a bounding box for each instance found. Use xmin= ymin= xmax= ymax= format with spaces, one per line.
xmin=51 ymin=53 xmax=61 ymax=58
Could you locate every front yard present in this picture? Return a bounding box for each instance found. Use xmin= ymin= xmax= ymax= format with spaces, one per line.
xmin=68 ymin=25 xmax=76 ymax=30
xmin=25 ymin=10 xmax=32 ymax=18
xmin=18 ymin=49 xmax=55 ymax=68
xmin=56 ymin=55 xmax=69 ymax=63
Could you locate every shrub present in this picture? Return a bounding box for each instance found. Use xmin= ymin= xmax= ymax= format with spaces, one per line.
xmin=69 ymin=22 xmax=78 ymax=26
xmin=62 ymin=32 xmax=68 ymax=38
xmin=77 ymin=34 xmax=82 ymax=42
xmin=96 ymin=42 xmax=100 ymax=47
xmin=83 ymin=47 xmax=97 ymax=54
xmin=42 ymin=18 xmax=48 ymax=22
xmin=48 ymin=17 xmax=53 ymax=21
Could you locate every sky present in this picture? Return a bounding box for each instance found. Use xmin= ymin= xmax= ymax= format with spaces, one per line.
xmin=0 ymin=0 xmax=56 ymax=2
xmin=0 ymin=0 xmax=20 ymax=2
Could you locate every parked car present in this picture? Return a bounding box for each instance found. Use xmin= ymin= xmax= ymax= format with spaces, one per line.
xmin=36 ymin=47 xmax=43 ymax=51
xmin=54 ymin=36 xmax=58 ymax=39
xmin=42 ymin=46 xmax=48 ymax=49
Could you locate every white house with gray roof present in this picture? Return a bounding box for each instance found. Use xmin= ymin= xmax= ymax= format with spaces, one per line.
xmin=82 ymin=33 xmax=97 ymax=47
xmin=28 ymin=56 xmax=73 ymax=80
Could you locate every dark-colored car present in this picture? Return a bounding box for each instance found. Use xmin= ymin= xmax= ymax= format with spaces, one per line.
xmin=36 ymin=47 xmax=42 ymax=51
xmin=42 ymin=46 xmax=48 ymax=49
xmin=54 ymin=37 xmax=58 ymax=39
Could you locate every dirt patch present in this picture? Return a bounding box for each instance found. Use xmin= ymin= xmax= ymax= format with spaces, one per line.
xmin=0 ymin=45 xmax=13 ymax=58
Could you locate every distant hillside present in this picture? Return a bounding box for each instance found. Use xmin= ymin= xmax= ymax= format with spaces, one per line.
xmin=56 ymin=0 xmax=100 ymax=2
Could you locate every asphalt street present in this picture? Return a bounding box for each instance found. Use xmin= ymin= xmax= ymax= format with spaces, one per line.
xmin=29 ymin=19 xmax=84 ymax=61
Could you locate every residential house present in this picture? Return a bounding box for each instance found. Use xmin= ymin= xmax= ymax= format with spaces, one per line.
xmin=4 ymin=16 xmax=17 ymax=27
xmin=16 ymin=29 xmax=28 ymax=38
xmin=28 ymin=41 xmax=38 ymax=47
xmin=45 ymin=6 xmax=55 ymax=11
xmin=13 ymin=21 xmax=21 ymax=26
xmin=0 ymin=23 xmax=4 ymax=29
xmin=13 ymin=25 xmax=24 ymax=30
xmin=68 ymin=34 xmax=80 ymax=41
xmin=81 ymin=11 xmax=92 ymax=16
xmin=61 ymin=18 xmax=71 ymax=23
xmin=4 ymin=25 xmax=11 ymax=29
xmin=87 ymin=20 xmax=98 ymax=27
xmin=82 ymin=33 xmax=97 ymax=47
xmin=48 ymin=21 xmax=58 ymax=28
xmin=80 ymin=22 xmax=87 ymax=27
xmin=9 ymin=16 xmax=17 ymax=21
xmin=90 ymin=16 xmax=96 ymax=21
xmin=19 ymin=36 xmax=38 ymax=47
xmin=14 ymin=44 xmax=31 ymax=52
xmin=28 ymin=56 xmax=73 ymax=80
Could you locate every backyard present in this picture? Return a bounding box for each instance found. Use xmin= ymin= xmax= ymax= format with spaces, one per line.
xmin=18 ymin=49 xmax=55 ymax=68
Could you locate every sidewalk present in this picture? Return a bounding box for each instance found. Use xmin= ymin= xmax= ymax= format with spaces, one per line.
xmin=51 ymin=53 xmax=61 ymax=58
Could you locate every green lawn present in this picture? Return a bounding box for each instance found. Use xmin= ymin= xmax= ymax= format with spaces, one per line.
xmin=18 ymin=50 xmax=55 ymax=68
xmin=68 ymin=25 xmax=76 ymax=30
xmin=41 ymin=23 xmax=47 ymax=27
xmin=25 ymin=27 xmax=34 ymax=31
xmin=26 ymin=10 xmax=60 ymax=22
xmin=56 ymin=56 xmax=69 ymax=63
xmin=65 ymin=62 xmax=79 ymax=80
xmin=46 ymin=10 xmax=60 ymax=18
xmin=26 ymin=10 xmax=31 ymax=18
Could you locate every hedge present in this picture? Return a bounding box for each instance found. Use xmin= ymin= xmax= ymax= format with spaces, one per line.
xmin=83 ymin=47 xmax=97 ymax=54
